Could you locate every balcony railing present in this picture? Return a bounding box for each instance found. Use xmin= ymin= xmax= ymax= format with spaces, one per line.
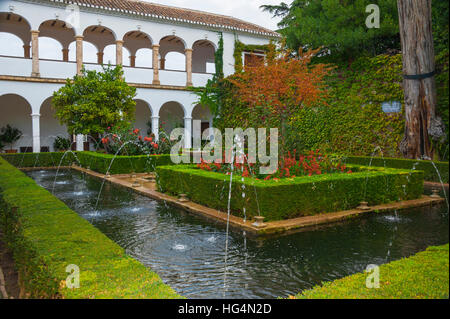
xmin=0 ymin=55 xmax=213 ymax=87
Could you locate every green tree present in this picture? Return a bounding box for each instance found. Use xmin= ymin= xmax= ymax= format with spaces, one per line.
xmin=262 ymin=0 xmax=399 ymax=60
xmin=52 ymin=65 xmax=136 ymax=136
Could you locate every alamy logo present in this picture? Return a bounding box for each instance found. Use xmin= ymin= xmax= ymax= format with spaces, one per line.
xmin=170 ymin=121 xmax=279 ymax=175
xmin=365 ymin=4 xmax=380 ymax=29
xmin=365 ymin=264 xmax=380 ymax=288
xmin=64 ymin=4 xmax=80 ymax=29
xmin=65 ymin=264 xmax=80 ymax=289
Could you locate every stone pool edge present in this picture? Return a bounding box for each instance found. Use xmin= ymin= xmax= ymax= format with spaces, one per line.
xmin=22 ymin=166 xmax=446 ymax=237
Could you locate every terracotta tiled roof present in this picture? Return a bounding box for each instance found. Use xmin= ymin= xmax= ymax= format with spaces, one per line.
xmin=46 ymin=0 xmax=279 ymax=37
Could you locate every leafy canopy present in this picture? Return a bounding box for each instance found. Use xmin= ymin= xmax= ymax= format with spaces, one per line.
xmin=52 ymin=65 xmax=136 ymax=136
xmin=261 ymin=0 xmax=399 ymax=60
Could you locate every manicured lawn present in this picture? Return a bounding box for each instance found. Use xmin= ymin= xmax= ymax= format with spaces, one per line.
xmin=293 ymin=244 xmax=449 ymax=299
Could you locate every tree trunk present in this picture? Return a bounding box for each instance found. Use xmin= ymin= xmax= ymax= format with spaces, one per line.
xmin=397 ymin=0 xmax=437 ymax=159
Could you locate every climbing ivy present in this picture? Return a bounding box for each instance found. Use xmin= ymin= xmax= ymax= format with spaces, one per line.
xmin=233 ymin=40 xmax=272 ymax=73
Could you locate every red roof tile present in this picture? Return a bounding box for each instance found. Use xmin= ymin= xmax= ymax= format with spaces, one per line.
xmin=46 ymin=0 xmax=279 ymax=37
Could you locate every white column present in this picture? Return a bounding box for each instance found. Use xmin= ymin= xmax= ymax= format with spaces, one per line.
xmin=151 ymin=116 xmax=159 ymax=141
xmin=76 ymin=134 xmax=84 ymax=151
xmin=184 ymin=116 xmax=192 ymax=149
xmin=31 ymin=113 xmax=40 ymax=153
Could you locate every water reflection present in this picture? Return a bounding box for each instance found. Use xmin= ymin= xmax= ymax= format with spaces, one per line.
xmin=27 ymin=169 xmax=449 ymax=299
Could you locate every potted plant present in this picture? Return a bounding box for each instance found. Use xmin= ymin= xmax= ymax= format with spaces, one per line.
xmin=0 ymin=124 xmax=23 ymax=153
xmin=53 ymin=136 xmax=72 ymax=152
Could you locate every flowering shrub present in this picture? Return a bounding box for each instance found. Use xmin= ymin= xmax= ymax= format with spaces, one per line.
xmin=196 ymin=150 xmax=352 ymax=180
xmin=100 ymin=122 xmax=174 ymax=155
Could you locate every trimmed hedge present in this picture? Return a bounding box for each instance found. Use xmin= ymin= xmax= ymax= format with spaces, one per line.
xmin=1 ymin=151 xmax=177 ymax=175
xmin=0 ymin=152 xmax=77 ymax=168
xmin=294 ymin=244 xmax=449 ymax=299
xmin=156 ymin=165 xmax=424 ymax=221
xmin=0 ymin=156 xmax=181 ymax=299
xmin=342 ymin=156 xmax=449 ymax=183
xmin=76 ymin=151 xmax=175 ymax=174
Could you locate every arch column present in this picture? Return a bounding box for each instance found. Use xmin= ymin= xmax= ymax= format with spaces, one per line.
xmin=97 ymin=51 xmax=104 ymax=64
xmin=75 ymin=35 xmax=83 ymax=75
xmin=185 ymin=48 xmax=193 ymax=87
xmin=184 ymin=116 xmax=192 ymax=149
xmin=152 ymin=44 xmax=160 ymax=85
xmin=116 ymin=40 xmax=124 ymax=66
xmin=151 ymin=116 xmax=159 ymax=141
xmin=23 ymin=44 xmax=31 ymax=59
xmin=62 ymin=48 xmax=69 ymax=62
xmin=160 ymin=57 xmax=165 ymax=70
xmin=31 ymin=113 xmax=40 ymax=153
xmin=129 ymin=55 xmax=136 ymax=67
xmin=31 ymin=30 xmax=40 ymax=77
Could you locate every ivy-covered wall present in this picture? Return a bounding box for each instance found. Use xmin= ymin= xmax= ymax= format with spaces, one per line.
xmin=233 ymin=40 xmax=272 ymax=73
xmin=288 ymin=54 xmax=405 ymax=157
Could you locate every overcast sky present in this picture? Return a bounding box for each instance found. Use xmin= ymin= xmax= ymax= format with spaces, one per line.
xmin=0 ymin=0 xmax=289 ymax=68
xmin=145 ymin=0 xmax=288 ymax=31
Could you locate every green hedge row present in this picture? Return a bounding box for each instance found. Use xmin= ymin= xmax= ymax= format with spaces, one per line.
xmin=341 ymin=156 xmax=449 ymax=183
xmin=75 ymin=151 xmax=175 ymax=174
xmin=0 ymin=156 xmax=181 ymax=299
xmin=156 ymin=165 xmax=424 ymax=221
xmin=0 ymin=151 xmax=177 ymax=175
xmin=294 ymin=244 xmax=449 ymax=299
xmin=0 ymin=152 xmax=77 ymax=168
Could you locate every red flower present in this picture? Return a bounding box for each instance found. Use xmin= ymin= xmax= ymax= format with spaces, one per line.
xmin=144 ymin=136 xmax=153 ymax=142
xmin=133 ymin=128 xmax=140 ymax=135
xmin=138 ymin=135 xmax=142 ymax=140
xmin=101 ymin=137 xmax=109 ymax=144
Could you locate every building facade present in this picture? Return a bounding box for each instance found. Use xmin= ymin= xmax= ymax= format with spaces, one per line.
xmin=0 ymin=0 xmax=277 ymax=152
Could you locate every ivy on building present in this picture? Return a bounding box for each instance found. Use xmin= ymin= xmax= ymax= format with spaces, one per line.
xmin=233 ymin=40 xmax=272 ymax=73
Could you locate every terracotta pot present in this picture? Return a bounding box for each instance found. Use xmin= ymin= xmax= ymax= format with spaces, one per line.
xmin=5 ymin=149 xmax=17 ymax=154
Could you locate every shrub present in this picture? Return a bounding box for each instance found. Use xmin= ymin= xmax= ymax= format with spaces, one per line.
xmin=0 ymin=124 xmax=23 ymax=150
xmin=53 ymin=136 xmax=72 ymax=151
xmin=0 ymin=151 xmax=178 ymax=175
xmin=0 ymin=152 xmax=77 ymax=168
xmin=0 ymin=156 xmax=181 ymax=298
xmin=76 ymin=151 xmax=175 ymax=174
xmin=341 ymin=156 xmax=449 ymax=183
xmin=156 ymin=164 xmax=424 ymax=221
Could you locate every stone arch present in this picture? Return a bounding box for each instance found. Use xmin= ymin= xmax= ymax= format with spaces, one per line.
xmin=0 ymin=94 xmax=33 ymax=152
xmin=38 ymin=19 xmax=76 ymax=61
xmin=192 ymin=40 xmax=216 ymax=73
xmin=123 ymin=30 xmax=152 ymax=67
xmin=0 ymin=12 xmax=32 ymax=57
xmin=158 ymin=101 xmax=185 ymax=135
xmin=82 ymin=25 xmax=117 ymax=63
xmin=39 ymin=97 xmax=69 ymax=152
xmin=159 ymin=35 xmax=186 ymax=71
xmin=133 ymin=99 xmax=152 ymax=136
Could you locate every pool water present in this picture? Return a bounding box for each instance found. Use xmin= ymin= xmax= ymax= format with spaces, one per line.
xmin=27 ymin=169 xmax=449 ymax=299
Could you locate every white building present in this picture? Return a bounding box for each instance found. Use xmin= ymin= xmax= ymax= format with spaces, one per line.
xmin=0 ymin=0 xmax=278 ymax=152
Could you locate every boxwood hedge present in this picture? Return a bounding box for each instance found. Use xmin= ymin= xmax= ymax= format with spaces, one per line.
xmin=76 ymin=151 xmax=175 ymax=174
xmin=0 ymin=156 xmax=181 ymax=299
xmin=156 ymin=165 xmax=424 ymax=221
xmin=342 ymin=156 xmax=448 ymax=183
xmin=1 ymin=151 xmax=176 ymax=175
xmin=0 ymin=152 xmax=76 ymax=168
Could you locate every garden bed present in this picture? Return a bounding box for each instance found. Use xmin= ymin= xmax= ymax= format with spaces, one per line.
xmin=0 ymin=156 xmax=181 ymax=299
xmin=156 ymin=164 xmax=424 ymax=221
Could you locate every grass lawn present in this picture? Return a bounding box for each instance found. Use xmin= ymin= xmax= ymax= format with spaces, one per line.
xmin=293 ymin=244 xmax=449 ymax=299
